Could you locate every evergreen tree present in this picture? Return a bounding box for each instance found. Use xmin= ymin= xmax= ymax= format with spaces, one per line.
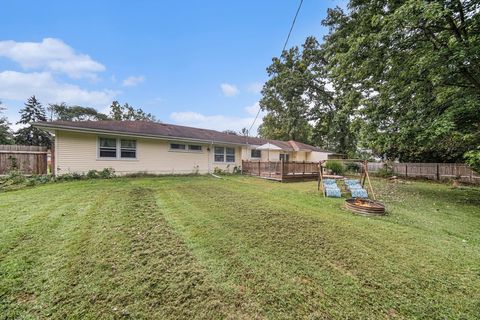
xmin=14 ymin=96 xmax=52 ymax=147
xmin=0 ymin=102 xmax=13 ymax=145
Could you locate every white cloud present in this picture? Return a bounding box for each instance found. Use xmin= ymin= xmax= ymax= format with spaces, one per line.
xmin=0 ymin=38 xmax=105 ymax=79
xmin=170 ymin=101 xmax=264 ymax=135
xmin=0 ymin=71 xmax=117 ymax=108
xmin=247 ymin=82 xmax=263 ymax=94
xmin=122 ymin=75 xmax=145 ymax=87
xmin=220 ymin=83 xmax=239 ymax=97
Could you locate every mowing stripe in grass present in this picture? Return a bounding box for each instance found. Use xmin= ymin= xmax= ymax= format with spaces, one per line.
xmin=146 ymin=176 xmax=480 ymax=319
xmin=0 ymin=181 xmax=246 ymax=319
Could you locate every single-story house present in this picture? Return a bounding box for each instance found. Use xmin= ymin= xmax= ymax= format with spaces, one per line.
xmin=34 ymin=121 xmax=338 ymax=175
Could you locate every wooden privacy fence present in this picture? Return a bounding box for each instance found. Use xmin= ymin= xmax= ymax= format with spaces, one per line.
xmin=0 ymin=145 xmax=49 ymax=175
xmin=242 ymin=160 xmax=320 ymax=181
xmin=393 ymin=163 xmax=480 ymax=184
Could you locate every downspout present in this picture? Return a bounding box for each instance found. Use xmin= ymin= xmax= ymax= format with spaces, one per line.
xmin=208 ymin=140 xmax=213 ymax=174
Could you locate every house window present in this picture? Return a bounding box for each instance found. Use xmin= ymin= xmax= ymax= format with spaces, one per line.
xmin=120 ymin=139 xmax=136 ymax=158
xmin=226 ymin=147 xmax=235 ymax=162
xmin=214 ymin=146 xmax=225 ymax=162
xmin=214 ymin=146 xmax=236 ymax=162
xmin=188 ymin=145 xmax=202 ymax=151
xmin=99 ymin=137 xmax=137 ymax=159
xmin=251 ymin=149 xmax=261 ymax=158
xmin=170 ymin=143 xmax=186 ymax=150
xmin=279 ymin=154 xmax=290 ymax=162
xmin=99 ymin=138 xmax=117 ymax=158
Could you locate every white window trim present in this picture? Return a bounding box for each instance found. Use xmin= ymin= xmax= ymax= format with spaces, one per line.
xmin=169 ymin=142 xmax=204 ymax=153
xmin=97 ymin=136 xmax=138 ymax=161
xmin=213 ymin=145 xmax=236 ymax=163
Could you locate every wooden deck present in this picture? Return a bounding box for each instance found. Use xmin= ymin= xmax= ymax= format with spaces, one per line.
xmin=242 ymin=160 xmax=320 ymax=182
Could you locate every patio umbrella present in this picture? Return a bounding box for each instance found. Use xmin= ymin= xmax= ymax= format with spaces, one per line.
xmin=256 ymin=143 xmax=282 ymax=161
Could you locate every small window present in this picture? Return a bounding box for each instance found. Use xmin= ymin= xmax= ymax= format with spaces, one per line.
xmin=251 ymin=149 xmax=261 ymax=158
xmin=214 ymin=146 xmax=225 ymax=162
xmin=99 ymin=138 xmax=117 ymax=158
xmin=226 ymin=147 xmax=235 ymax=162
xmin=188 ymin=145 xmax=202 ymax=151
xmin=279 ymin=154 xmax=290 ymax=162
xmin=170 ymin=143 xmax=186 ymax=150
xmin=121 ymin=139 xmax=136 ymax=158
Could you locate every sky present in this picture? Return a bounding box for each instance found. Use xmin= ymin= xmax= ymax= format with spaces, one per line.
xmin=0 ymin=0 xmax=342 ymax=134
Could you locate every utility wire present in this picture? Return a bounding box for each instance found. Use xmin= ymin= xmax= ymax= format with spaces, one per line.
xmin=248 ymin=106 xmax=262 ymax=135
xmin=247 ymin=0 xmax=304 ymax=137
xmin=282 ymin=0 xmax=304 ymax=53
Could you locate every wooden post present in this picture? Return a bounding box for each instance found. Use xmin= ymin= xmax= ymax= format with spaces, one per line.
xmin=281 ymin=159 xmax=284 ymax=181
xmin=258 ymin=161 xmax=261 ymax=177
xmin=364 ymin=160 xmax=376 ymax=200
xmin=405 ymin=163 xmax=408 ymax=178
xmin=436 ymin=163 xmax=440 ymax=181
xmin=303 ymin=160 xmax=305 ymax=175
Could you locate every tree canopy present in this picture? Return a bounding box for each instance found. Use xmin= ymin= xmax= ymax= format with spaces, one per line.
xmin=259 ymin=0 xmax=480 ymax=163
xmin=108 ymin=101 xmax=157 ymax=122
xmin=49 ymin=103 xmax=109 ymax=121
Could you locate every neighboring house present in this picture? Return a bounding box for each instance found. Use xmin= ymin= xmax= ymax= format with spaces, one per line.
xmin=34 ymin=121 xmax=337 ymax=175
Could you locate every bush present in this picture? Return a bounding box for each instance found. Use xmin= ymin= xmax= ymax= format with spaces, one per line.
xmin=86 ymin=170 xmax=99 ymax=179
xmin=376 ymin=165 xmax=393 ymax=178
xmin=213 ymin=167 xmax=225 ymax=175
xmin=99 ymin=168 xmax=115 ymax=179
xmin=0 ymin=170 xmax=27 ymax=191
xmin=0 ymin=168 xmax=116 ymax=192
xmin=345 ymin=162 xmax=360 ymax=173
xmin=325 ymin=160 xmax=345 ymax=175
xmin=464 ymin=149 xmax=480 ymax=173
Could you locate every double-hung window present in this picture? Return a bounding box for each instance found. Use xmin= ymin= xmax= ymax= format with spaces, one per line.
xmin=99 ymin=138 xmax=117 ymax=158
xmin=120 ymin=140 xmax=136 ymax=158
xmin=226 ymin=147 xmax=235 ymax=162
xmin=99 ymin=137 xmax=137 ymax=159
xmin=214 ymin=147 xmax=225 ymax=162
xmin=214 ymin=146 xmax=235 ymax=162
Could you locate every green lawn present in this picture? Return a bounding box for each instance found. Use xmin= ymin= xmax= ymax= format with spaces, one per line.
xmin=1 ymin=176 xmax=479 ymax=319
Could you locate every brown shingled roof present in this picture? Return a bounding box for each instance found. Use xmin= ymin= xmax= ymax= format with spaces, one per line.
xmin=34 ymin=120 xmax=333 ymax=153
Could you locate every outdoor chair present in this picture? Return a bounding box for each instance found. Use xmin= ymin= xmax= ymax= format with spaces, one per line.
xmin=345 ymin=179 xmax=368 ymax=198
xmin=323 ymin=179 xmax=341 ymax=197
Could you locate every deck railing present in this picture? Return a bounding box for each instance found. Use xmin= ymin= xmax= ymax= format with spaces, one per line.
xmin=242 ymin=160 xmax=320 ymax=181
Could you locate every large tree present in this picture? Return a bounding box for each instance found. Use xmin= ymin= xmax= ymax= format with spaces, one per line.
xmin=258 ymin=42 xmax=314 ymax=143
xmin=322 ymin=0 xmax=480 ymax=162
xmin=259 ymin=37 xmax=358 ymax=155
xmin=48 ymin=103 xmax=109 ymax=121
xmin=14 ymin=96 xmax=52 ymax=147
xmin=0 ymin=102 xmax=13 ymax=145
xmin=109 ymin=101 xmax=157 ymax=121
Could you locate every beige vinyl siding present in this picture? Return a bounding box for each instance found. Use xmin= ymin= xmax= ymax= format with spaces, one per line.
xmin=55 ymin=130 xmax=241 ymax=175
xmin=306 ymin=151 xmax=330 ymax=162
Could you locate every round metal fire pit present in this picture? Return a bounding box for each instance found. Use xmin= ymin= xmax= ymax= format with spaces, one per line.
xmin=345 ymin=198 xmax=385 ymax=216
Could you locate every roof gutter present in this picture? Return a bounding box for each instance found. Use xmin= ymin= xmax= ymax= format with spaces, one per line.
xmin=33 ymin=123 xmax=250 ymax=147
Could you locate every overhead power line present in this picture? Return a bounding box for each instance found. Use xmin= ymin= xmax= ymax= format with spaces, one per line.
xmin=282 ymin=0 xmax=304 ymax=53
xmin=247 ymin=0 xmax=304 ymax=137
xmin=248 ymin=106 xmax=262 ymax=135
